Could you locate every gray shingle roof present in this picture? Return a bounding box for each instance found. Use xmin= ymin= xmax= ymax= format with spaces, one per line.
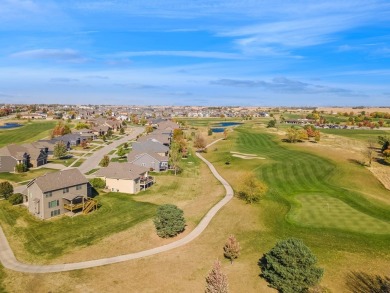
xmin=127 ymin=151 xmax=168 ymax=163
xmin=132 ymin=140 xmax=169 ymax=153
xmin=30 ymin=168 xmax=88 ymax=193
xmin=95 ymin=162 xmax=148 ymax=180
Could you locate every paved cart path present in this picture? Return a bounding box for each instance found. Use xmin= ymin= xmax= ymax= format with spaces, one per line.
xmin=0 ymin=139 xmax=233 ymax=273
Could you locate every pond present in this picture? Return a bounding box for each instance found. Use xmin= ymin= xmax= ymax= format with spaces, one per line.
xmin=211 ymin=122 xmax=242 ymax=133
xmin=0 ymin=123 xmax=22 ymax=129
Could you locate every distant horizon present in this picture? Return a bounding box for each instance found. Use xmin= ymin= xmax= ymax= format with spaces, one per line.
xmin=1 ymin=1 xmax=390 ymax=105
xmin=2 ymin=103 xmax=390 ymax=109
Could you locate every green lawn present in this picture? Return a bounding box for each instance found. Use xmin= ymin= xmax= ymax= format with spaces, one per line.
xmin=204 ymin=123 xmax=390 ymax=256
xmin=48 ymin=157 xmax=77 ymax=167
xmin=0 ymin=168 xmax=57 ymax=183
xmin=85 ymin=168 xmax=99 ymax=175
xmin=72 ymin=159 xmax=85 ymax=167
xmin=0 ymin=193 xmax=157 ymax=261
xmin=290 ymin=194 xmax=390 ymax=234
xmin=0 ymin=121 xmax=56 ymax=148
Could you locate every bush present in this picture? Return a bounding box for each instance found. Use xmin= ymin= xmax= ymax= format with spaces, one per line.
xmin=90 ymin=178 xmax=106 ymax=189
xmin=260 ymin=238 xmax=324 ymax=293
xmin=15 ymin=163 xmax=27 ymax=173
xmin=8 ymin=193 xmax=23 ymax=205
xmin=153 ymin=204 xmax=186 ymax=238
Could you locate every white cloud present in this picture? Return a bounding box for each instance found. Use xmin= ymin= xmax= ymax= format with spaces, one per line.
xmin=10 ymin=49 xmax=87 ymax=62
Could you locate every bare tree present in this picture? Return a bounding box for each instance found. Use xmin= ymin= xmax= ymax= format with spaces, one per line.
xmin=194 ymin=133 xmax=207 ymax=151
xmin=362 ymin=139 xmax=376 ymax=166
xmin=205 ymin=260 xmax=229 ymax=293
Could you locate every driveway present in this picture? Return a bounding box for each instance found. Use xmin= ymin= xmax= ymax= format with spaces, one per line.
xmin=0 ymin=139 xmax=234 ymax=273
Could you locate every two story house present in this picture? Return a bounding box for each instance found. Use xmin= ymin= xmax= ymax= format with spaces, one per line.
xmin=26 ymin=168 xmax=95 ymax=219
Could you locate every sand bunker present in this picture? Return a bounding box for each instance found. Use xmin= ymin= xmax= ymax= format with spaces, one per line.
xmin=230 ymin=151 xmax=265 ymax=160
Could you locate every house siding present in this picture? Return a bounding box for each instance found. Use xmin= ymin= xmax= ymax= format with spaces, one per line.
xmin=0 ymin=156 xmax=17 ymax=172
xmin=27 ymin=182 xmax=89 ymax=219
xmin=131 ymin=154 xmax=162 ymax=171
xmin=104 ymin=177 xmax=140 ymax=194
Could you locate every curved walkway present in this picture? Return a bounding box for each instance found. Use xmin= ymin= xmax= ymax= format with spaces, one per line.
xmin=0 ymin=139 xmax=233 ymax=273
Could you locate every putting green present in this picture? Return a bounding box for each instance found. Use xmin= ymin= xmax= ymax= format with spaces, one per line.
xmin=289 ymin=194 xmax=390 ymax=234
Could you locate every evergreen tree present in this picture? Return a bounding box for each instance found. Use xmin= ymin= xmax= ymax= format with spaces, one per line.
xmin=260 ymin=238 xmax=324 ymax=293
xmin=153 ymin=204 xmax=186 ymax=238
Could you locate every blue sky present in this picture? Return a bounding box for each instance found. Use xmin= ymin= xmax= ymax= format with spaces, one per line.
xmin=0 ymin=0 xmax=390 ymax=106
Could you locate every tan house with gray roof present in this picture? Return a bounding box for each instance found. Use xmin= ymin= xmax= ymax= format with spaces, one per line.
xmin=26 ymin=168 xmax=96 ymax=219
xmin=95 ymin=162 xmax=153 ymax=194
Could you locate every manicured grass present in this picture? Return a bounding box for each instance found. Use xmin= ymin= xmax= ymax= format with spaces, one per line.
xmin=0 ymin=168 xmax=57 ymax=183
xmin=0 ymin=121 xmax=56 ymax=148
xmin=110 ymin=157 xmax=127 ymax=163
xmin=72 ymin=159 xmax=85 ymax=167
xmin=321 ymin=128 xmax=390 ymax=140
xmin=49 ymin=157 xmax=77 ymax=167
xmin=85 ymin=168 xmax=99 ymax=175
xmin=0 ymin=193 xmax=157 ymax=261
xmin=290 ymin=194 xmax=390 ymax=234
xmin=204 ymin=124 xmax=390 ymax=248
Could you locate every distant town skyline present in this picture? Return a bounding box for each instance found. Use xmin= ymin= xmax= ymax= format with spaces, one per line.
xmin=0 ymin=1 xmax=390 ymax=106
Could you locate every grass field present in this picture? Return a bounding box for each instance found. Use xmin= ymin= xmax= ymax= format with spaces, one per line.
xmin=0 ymin=193 xmax=157 ymax=262
xmin=321 ymin=128 xmax=390 ymax=140
xmin=290 ymin=194 xmax=390 ymax=234
xmin=0 ymin=168 xmax=57 ymax=183
xmin=1 ymin=120 xmax=389 ymax=292
xmin=201 ymin=122 xmax=390 ymax=290
xmin=0 ymin=121 xmax=56 ymax=148
xmin=48 ymin=157 xmax=77 ymax=167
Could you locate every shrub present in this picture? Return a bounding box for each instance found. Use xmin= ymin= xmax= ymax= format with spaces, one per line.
xmin=8 ymin=193 xmax=23 ymax=205
xmin=153 ymin=204 xmax=186 ymax=238
xmin=89 ymin=178 xmax=106 ymax=189
xmin=15 ymin=163 xmax=27 ymax=173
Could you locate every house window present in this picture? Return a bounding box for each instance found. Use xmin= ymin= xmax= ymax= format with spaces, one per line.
xmin=63 ymin=188 xmax=69 ymax=193
xmin=76 ymin=185 xmax=82 ymax=190
xmin=45 ymin=192 xmax=52 ymax=198
xmin=48 ymin=200 xmax=59 ymax=208
xmin=50 ymin=209 xmax=60 ymax=217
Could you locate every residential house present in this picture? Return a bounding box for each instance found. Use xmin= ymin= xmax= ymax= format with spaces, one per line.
xmin=132 ymin=140 xmax=169 ymax=157
xmin=156 ymin=120 xmax=180 ymax=132
xmin=137 ymin=134 xmax=171 ymax=147
xmin=127 ymin=151 xmax=169 ymax=172
xmin=0 ymin=143 xmax=47 ymax=172
xmin=26 ymin=168 xmax=95 ymax=219
xmin=95 ymin=162 xmax=153 ymax=194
